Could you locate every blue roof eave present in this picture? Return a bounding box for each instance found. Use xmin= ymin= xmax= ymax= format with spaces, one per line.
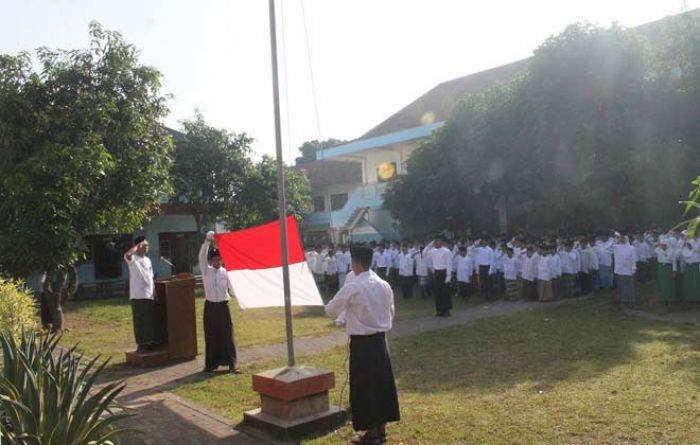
xmin=316 ymin=121 xmax=444 ymax=159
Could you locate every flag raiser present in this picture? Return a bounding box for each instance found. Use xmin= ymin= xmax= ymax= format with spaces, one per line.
xmin=213 ymin=216 xmax=323 ymax=310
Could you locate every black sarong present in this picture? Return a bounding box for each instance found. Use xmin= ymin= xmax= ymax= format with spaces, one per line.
xmin=350 ymin=332 xmax=400 ymax=431
xmin=433 ymin=269 xmax=452 ymax=315
xmin=478 ymin=265 xmax=492 ymax=300
xmin=131 ymin=299 xmax=157 ymax=347
xmin=204 ymin=300 xmax=237 ymax=369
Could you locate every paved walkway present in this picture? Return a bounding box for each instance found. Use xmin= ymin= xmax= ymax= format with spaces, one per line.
xmin=106 ymin=298 xmax=580 ymax=445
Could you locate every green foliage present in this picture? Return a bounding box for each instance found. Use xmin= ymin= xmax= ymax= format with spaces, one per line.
xmin=385 ymin=20 xmax=700 ymax=238
xmin=0 ymin=22 xmax=172 ymax=277
xmin=228 ymin=155 xmax=312 ymax=229
xmin=294 ymin=138 xmax=346 ymax=165
xmin=0 ymin=331 xmax=133 ymax=444
xmin=171 ymin=111 xmax=253 ymax=233
xmin=0 ymin=280 xmax=37 ymax=341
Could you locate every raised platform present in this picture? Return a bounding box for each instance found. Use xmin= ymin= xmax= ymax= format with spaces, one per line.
xmin=242 ymin=366 xmax=347 ymax=439
xmin=125 ymin=349 xmax=170 ymax=368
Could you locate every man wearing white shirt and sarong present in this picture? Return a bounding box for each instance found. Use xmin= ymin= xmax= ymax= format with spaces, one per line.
xmin=326 ymin=246 xmax=400 ymax=444
xmin=423 ymin=237 xmax=454 ymax=317
xmin=199 ymin=231 xmax=239 ymax=373
xmin=613 ymin=233 xmax=637 ymax=304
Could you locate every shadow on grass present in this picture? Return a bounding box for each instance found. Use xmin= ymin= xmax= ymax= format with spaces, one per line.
xmin=390 ymin=292 xmax=700 ymax=395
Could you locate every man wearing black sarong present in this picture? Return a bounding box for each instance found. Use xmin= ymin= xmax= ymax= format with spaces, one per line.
xmin=124 ymin=236 xmax=161 ymax=352
xmin=326 ymin=246 xmax=400 ymax=445
xmin=199 ymin=231 xmax=239 ymax=374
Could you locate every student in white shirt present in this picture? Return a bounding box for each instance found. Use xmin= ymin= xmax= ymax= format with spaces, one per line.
xmin=325 ymin=246 xmax=400 ymax=442
xmin=325 ymin=247 xmax=340 ymax=298
xmin=474 ymin=239 xmax=494 ymax=301
xmin=423 ymin=237 xmax=453 ymax=317
xmin=124 ymin=235 xmax=161 ymax=353
xmin=680 ymin=237 xmax=700 ymax=302
xmin=455 ymin=246 xmax=474 ymax=299
xmin=336 ymin=245 xmax=351 ymax=288
xmin=613 ymin=234 xmax=637 ymax=304
xmin=596 ymin=237 xmax=614 ymax=289
xmin=371 ymin=243 xmax=391 ymax=280
xmin=548 ymin=248 xmax=562 ymax=300
xmin=199 ymin=232 xmax=238 ymax=374
xmin=537 ymin=245 xmax=554 ymax=302
xmin=655 ymin=241 xmax=677 ymax=303
xmin=521 ymin=246 xmax=539 ymax=301
xmin=502 ymin=247 xmax=521 ymax=300
xmin=633 ymin=235 xmax=652 ymax=283
xmin=586 ymin=239 xmax=600 ymax=292
xmin=397 ymin=243 xmax=415 ymax=298
xmin=559 ymin=242 xmax=575 ymax=299
xmin=307 ymin=245 xmax=327 ymax=296
xmin=413 ymin=243 xmax=430 ymax=299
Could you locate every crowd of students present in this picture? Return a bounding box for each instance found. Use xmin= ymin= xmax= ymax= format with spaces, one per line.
xmin=305 ymin=230 xmax=700 ymax=317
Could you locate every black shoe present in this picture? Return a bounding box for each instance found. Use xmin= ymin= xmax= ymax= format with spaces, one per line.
xmin=229 ymin=366 xmax=241 ymax=374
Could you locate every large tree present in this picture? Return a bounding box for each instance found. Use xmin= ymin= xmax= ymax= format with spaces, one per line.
xmin=294 ymin=138 xmax=346 ymax=165
xmin=171 ymin=112 xmax=253 ymax=234
xmin=0 ymin=22 xmax=172 ymax=289
xmin=228 ymin=155 xmax=312 ymax=229
xmin=385 ymin=21 xmax=700 ymax=238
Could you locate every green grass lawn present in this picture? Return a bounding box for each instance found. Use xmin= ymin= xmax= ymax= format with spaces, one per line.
xmin=174 ymin=290 xmax=700 ymax=444
xmin=60 ymin=287 xmax=481 ymax=364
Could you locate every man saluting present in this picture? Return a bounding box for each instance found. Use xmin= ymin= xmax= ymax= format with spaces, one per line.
xmin=326 ymin=246 xmax=400 ymax=445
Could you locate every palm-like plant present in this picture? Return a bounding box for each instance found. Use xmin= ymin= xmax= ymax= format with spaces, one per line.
xmin=0 ymin=331 xmax=135 ymax=444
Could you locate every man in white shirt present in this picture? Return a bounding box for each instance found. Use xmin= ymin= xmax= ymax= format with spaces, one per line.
xmin=413 ymin=243 xmax=431 ymax=299
xmin=337 ymin=245 xmax=351 ymax=288
xmin=199 ymin=232 xmax=238 ymax=373
xmin=502 ymin=247 xmax=521 ymax=300
xmin=325 ymin=247 xmax=340 ymax=298
xmin=325 ymin=246 xmax=400 ymax=444
xmin=124 ymin=236 xmax=162 ymax=353
xmin=455 ymin=245 xmax=474 ymax=299
xmin=307 ymin=245 xmax=327 ymax=296
xmin=655 ymin=241 xmax=677 ymax=303
xmin=397 ymin=243 xmax=415 ymax=298
xmin=613 ymin=234 xmax=637 ymax=304
xmin=596 ymin=237 xmax=614 ymax=289
xmin=423 ymin=237 xmax=454 ymax=317
xmin=474 ymin=239 xmax=494 ymax=301
xmin=371 ymin=243 xmax=391 ymax=280
xmin=680 ymin=236 xmax=700 ymax=302
xmin=521 ymin=246 xmax=539 ymax=301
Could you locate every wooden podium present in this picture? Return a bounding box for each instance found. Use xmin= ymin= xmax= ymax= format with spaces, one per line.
xmin=125 ymin=273 xmax=198 ymax=367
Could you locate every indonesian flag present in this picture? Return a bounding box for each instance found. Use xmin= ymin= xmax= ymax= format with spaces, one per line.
xmin=214 ymin=216 xmax=323 ymax=309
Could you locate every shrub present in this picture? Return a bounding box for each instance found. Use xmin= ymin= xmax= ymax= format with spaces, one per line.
xmin=0 ymin=330 xmax=135 ymax=444
xmin=0 ymin=279 xmax=37 ymax=341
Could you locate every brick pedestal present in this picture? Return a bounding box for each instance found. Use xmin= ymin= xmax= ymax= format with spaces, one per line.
xmin=242 ymin=366 xmax=346 ymax=439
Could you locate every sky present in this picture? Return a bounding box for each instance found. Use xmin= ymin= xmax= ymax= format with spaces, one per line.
xmin=2 ymin=0 xmax=698 ymax=163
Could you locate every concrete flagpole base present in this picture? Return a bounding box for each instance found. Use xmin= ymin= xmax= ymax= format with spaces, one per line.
xmin=242 ymin=366 xmax=346 ymax=439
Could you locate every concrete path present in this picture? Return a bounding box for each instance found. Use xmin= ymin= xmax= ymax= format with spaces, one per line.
xmin=108 ymin=298 xmax=580 ymax=445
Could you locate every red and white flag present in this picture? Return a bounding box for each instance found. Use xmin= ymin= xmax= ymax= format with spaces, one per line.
xmin=214 ymin=216 xmax=323 ymax=309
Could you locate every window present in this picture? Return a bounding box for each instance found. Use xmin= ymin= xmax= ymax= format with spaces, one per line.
xmin=159 ymin=232 xmax=198 ymax=275
xmin=313 ymin=196 xmax=325 ymax=212
xmin=330 ymin=193 xmax=348 ymax=211
xmin=376 ymin=161 xmax=397 ymax=182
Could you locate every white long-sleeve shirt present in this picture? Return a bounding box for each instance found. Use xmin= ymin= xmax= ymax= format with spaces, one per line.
xmin=502 ymin=256 xmax=520 ymax=281
xmin=306 ymin=251 xmax=327 ymax=275
xmin=124 ymin=252 xmax=154 ymax=300
xmin=423 ymin=244 xmax=453 ymax=281
xmin=325 ymin=270 xmax=394 ymax=336
xmin=415 ymin=252 xmax=430 ymax=277
xmin=336 ymin=251 xmax=351 ymax=274
xmin=198 ymin=239 xmax=234 ymax=303
xmin=455 ymin=255 xmax=474 ymax=283
xmin=474 ymin=246 xmax=494 ymax=267
xmin=521 ymin=253 xmax=539 ymax=282
xmin=613 ymin=243 xmax=637 ymax=276
xmin=596 ymin=240 xmax=614 ymax=267
xmin=548 ymin=254 xmax=562 ymax=278
xmin=560 ymin=251 xmax=574 ymax=274
xmin=397 ymin=252 xmax=415 ymax=277
xmin=371 ymin=250 xmax=392 ymax=269
xmin=537 ymin=255 xmax=552 ymax=281
xmin=655 ymin=246 xmax=677 ymax=271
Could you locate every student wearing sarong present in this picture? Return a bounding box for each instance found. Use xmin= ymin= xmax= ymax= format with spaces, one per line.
xmin=388 ymin=242 xmax=401 ymax=288
xmin=492 ymin=242 xmax=506 ymax=296
xmin=613 ymin=234 xmax=637 ymax=304
xmin=124 ymin=236 xmax=161 ymax=353
xmin=371 ymin=243 xmax=391 ymax=281
xmin=455 ymin=246 xmax=474 ymax=299
xmin=397 ymin=244 xmax=415 ymax=298
xmin=634 ymin=236 xmax=651 ymax=283
xmin=586 ymin=239 xmax=600 ymax=292
xmin=337 ymin=245 xmax=351 ymax=288
xmin=325 ymin=246 xmax=400 ymax=444
xmin=537 ymin=245 xmax=554 ymax=302
xmin=325 ymin=248 xmax=340 ymax=299
xmin=571 ymin=241 xmax=583 ymax=297
xmin=654 ymin=242 xmax=677 ymax=304
xmin=680 ymin=237 xmax=700 ymax=302
xmin=199 ymin=232 xmax=239 ymax=374
xmin=548 ymin=246 xmax=562 ymax=300
xmin=307 ymin=245 xmax=327 ymax=296
xmin=596 ymin=237 xmax=615 ymax=289
xmin=474 ymin=239 xmax=494 ymax=301
xmin=423 ymin=237 xmax=453 ymax=317
xmin=502 ymin=247 xmax=521 ymax=300
xmin=559 ymin=242 xmax=575 ymax=299
xmin=521 ymin=246 xmax=539 ymax=301
xmin=414 ymin=243 xmax=431 ymax=299
xmin=579 ymin=241 xmax=593 ymax=295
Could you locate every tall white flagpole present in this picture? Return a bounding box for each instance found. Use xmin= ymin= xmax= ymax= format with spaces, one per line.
xmin=268 ymin=0 xmax=295 ymax=367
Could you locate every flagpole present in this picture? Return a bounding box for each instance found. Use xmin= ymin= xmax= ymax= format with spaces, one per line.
xmin=268 ymin=0 xmax=295 ymax=367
